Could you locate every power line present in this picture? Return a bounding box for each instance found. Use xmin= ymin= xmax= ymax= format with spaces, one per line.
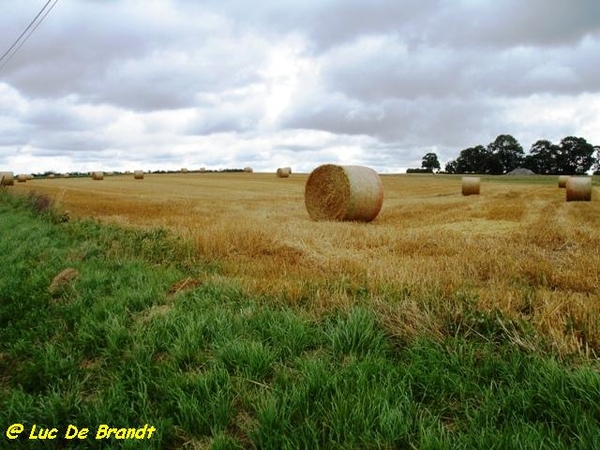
xmin=0 ymin=0 xmax=59 ymax=69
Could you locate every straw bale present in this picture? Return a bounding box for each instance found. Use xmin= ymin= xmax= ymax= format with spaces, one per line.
xmin=134 ymin=170 xmax=144 ymax=180
xmin=462 ymin=176 xmax=481 ymax=196
xmin=558 ymin=175 xmax=570 ymax=188
xmin=304 ymin=164 xmax=384 ymax=222
xmin=566 ymin=177 xmax=592 ymax=202
xmin=276 ymin=167 xmax=291 ymax=178
xmin=92 ymin=171 xmax=104 ymax=180
xmin=0 ymin=171 xmax=14 ymax=186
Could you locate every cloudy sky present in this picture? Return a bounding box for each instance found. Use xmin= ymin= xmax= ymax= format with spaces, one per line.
xmin=1 ymin=0 xmax=600 ymax=174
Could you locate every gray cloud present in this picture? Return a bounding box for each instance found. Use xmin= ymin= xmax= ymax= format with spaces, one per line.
xmin=1 ymin=0 xmax=599 ymax=174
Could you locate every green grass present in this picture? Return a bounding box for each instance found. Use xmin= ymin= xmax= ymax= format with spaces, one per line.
xmin=1 ymin=189 xmax=600 ymax=449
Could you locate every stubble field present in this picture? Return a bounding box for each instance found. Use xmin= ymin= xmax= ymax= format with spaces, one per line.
xmin=14 ymin=172 xmax=600 ymax=359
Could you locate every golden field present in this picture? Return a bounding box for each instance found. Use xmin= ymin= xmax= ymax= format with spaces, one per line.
xmin=14 ymin=172 xmax=600 ymax=358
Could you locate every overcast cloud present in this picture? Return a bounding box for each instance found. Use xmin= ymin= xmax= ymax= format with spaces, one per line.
xmin=1 ymin=0 xmax=600 ymax=174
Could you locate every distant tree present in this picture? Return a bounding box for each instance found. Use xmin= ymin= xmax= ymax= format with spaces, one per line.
xmin=523 ymin=139 xmax=559 ymax=174
xmin=487 ymin=134 xmax=524 ymax=174
xmin=445 ymin=159 xmax=457 ymax=174
xmin=523 ymin=137 xmax=595 ymax=174
xmin=556 ymin=136 xmax=595 ymax=175
xmin=421 ymin=152 xmax=441 ymax=172
xmin=454 ymin=145 xmax=488 ymax=173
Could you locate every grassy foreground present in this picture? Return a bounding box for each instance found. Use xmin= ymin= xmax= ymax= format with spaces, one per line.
xmin=1 ymin=190 xmax=600 ymax=449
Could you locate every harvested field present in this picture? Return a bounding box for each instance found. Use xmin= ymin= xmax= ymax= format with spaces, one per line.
xmin=15 ymin=172 xmax=600 ymax=357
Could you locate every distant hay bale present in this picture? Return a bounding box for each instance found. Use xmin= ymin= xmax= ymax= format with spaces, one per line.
xmin=92 ymin=171 xmax=104 ymax=180
xmin=17 ymin=174 xmax=29 ymax=183
xmin=243 ymin=167 xmax=253 ymax=173
xmin=47 ymin=173 xmax=55 ymax=179
xmin=558 ymin=175 xmax=570 ymax=188
xmin=0 ymin=171 xmax=14 ymax=186
xmin=181 ymin=168 xmax=189 ymax=173
xmin=462 ymin=177 xmax=481 ymax=196
xmin=276 ymin=167 xmax=291 ymax=178
xmin=304 ymin=164 xmax=384 ymax=222
xmin=62 ymin=173 xmax=70 ymax=178
xmin=134 ymin=170 xmax=144 ymax=180
xmin=566 ymin=177 xmax=592 ymax=202
xmin=199 ymin=167 xmax=206 ymax=173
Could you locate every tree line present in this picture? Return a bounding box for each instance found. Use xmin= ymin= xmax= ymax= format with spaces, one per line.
xmin=416 ymin=135 xmax=599 ymax=175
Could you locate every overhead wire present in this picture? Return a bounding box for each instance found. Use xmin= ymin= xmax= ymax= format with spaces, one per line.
xmin=0 ymin=0 xmax=59 ymax=70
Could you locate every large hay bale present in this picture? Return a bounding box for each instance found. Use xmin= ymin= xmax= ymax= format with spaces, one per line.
xmin=461 ymin=176 xmax=481 ymax=196
xmin=17 ymin=174 xmax=29 ymax=183
xmin=0 ymin=171 xmax=14 ymax=186
xmin=134 ymin=170 xmax=144 ymax=180
xmin=92 ymin=171 xmax=104 ymax=180
xmin=47 ymin=173 xmax=55 ymax=179
xmin=181 ymin=168 xmax=189 ymax=173
xmin=566 ymin=177 xmax=592 ymax=202
xmin=558 ymin=175 xmax=570 ymax=188
xmin=276 ymin=167 xmax=291 ymax=178
xmin=243 ymin=167 xmax=253 ymax=173
xmin=304 ymin=164 xmax=384 ymax=222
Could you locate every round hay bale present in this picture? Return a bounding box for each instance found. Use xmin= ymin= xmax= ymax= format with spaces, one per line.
xmin=92 ymin=171 xmax=104 ymax=180
xmin=566 ymin=177 xmax=592 ymax=202
xmin=134 ymin=170 xmax=144 ymax=180
xmin=304 ymin=164 xmax=384 ymax=222
xmin=181 ymin=168 xmax=189 ymax=173
xmin=199 ymin=167 xmax=206 ymax=173
xmin=47 ymin=173 xmax=55 ymax=179
xmin=243 ymin=167 xmax=253 ymax=173
xmin=276 ymin=167 xmax=291 ymax=178
xmin=461 ymin=176 xmax=481 ymax=196
xmin=62 ymin=173 xmax=70 ymax=178
xmin=558 ymin=175 xmax=570 ymax=188
xmin=17 ymin=174 xmax=29 ymax=183
xmin=0 ymin=171 xmax=14 ymax=186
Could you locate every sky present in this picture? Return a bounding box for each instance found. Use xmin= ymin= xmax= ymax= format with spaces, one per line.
xmin=1 ymin=0 xmax=600 ymax=174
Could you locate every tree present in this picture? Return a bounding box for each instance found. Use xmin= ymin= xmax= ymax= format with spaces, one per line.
xmin=445 ymin=159 xmax=457 ymax=174
xmin=454 ymin=145 xmax=488 ymax=173
xmin=555 ymin=136 xmax=595 ymax=175
xmin=421 ymin=152 xmax=441 ymax=172
xmin=522 ymin=137 xmax=595 ymax=174
xmin=523 ymin=139 xmax=559 ymax=174
xmin=486 ymin=134 xmax=524 ymax=174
